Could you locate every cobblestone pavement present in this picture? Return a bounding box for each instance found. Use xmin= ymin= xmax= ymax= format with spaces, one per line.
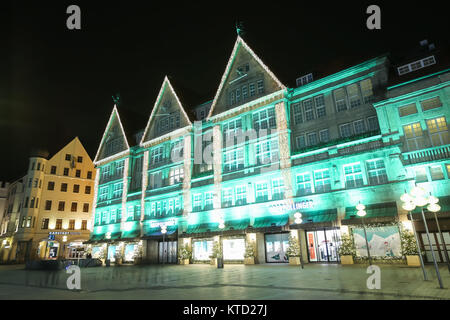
xmin=0 ymin=263 xmax=449 ymax=299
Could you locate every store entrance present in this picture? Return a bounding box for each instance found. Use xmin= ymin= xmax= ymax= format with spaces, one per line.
xmin=158 ymin=241 xmax=177 ymax=264
xmin=420 ymin=232 xmax=450 ymax=263
xmin=306 ymin=228 xmax=341 ymax=262
xmin=265 ymin=233 xmax=289 ymax=263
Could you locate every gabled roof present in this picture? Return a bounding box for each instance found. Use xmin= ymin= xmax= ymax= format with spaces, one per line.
xmin=94 ymin=105 xmax=130 ymax=164
xmin=140 ymin=76 xmax=192 ymax=146
xmin=207 ymin=35 xmax=286 ymax=120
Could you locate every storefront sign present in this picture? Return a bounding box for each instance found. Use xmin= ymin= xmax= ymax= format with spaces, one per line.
xmin=149 ymin=218 xmax=177 ymax=228
xmin=269 ymin=200 xmax=314 ymax=213
xmin=49 ymin=232 xmax=81 ymax=235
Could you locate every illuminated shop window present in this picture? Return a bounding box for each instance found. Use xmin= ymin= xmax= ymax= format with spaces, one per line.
xmin=315 ymin=95 xmax=326 ymax=118
xmin=347 ymin=83 xmax=361 ymax=108
xmin=255 ymin=182 xmax=269 ymax=202
xmin=222 ymin=188 xmax=233 ymax=207
xmin=426 ymin=117 xmax=449 ymax=146
xmin=303 ymin=99 xmax=315 ymax=121
xmin=366 ymin=159 xmax=388 ymax=185
xmin=292 ymin=103 xmax=303 ymax=124
xmin=272 ymin=178 xmax=285 ymax=200
xmin=403 ymin=122 xmax=424 ymax=150
xmin=169 ymin=166 xmax=184 ymax=185
xmin=414 ymin=167 xmax=428 ymax=183
xmin=224 ymin=148 xmax=244 ymax=172
xmin=314 ymin=169 xmax=331 ymax=193
xmin=334 ymin=88 xmax=347 ymax=112
xmin=446 ymin=164 xmax=450 ymax=178
xmin=430 ymin=166 xmax=444 ymax=180
xmin=235 ymin=185 xmax=247 ymax=205
xmin=193 ymin=193 xmax=203 ymax=211
xmin=296 ymin=173 xmax=312 ymax=196
xmin=253 ymin=107 xmax=276 ymax=131
xmin=399 ymin=103 xmax=418 ymax=117
xmin=360 ymin=78 xmax=374 ymax=104
xmin=344 ymin=163 xmax=364 ymax=188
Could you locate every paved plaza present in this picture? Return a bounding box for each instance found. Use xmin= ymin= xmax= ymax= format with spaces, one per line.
xmin=0 ymin=263 xmax=449 ymax=300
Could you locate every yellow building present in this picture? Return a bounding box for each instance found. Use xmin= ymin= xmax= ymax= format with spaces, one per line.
xmin=8 ymin=137 xmax=96 ymax=262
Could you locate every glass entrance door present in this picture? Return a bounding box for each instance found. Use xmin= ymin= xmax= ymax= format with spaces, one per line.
xmin=159 ymin=241 xmax=177 ymax=264
xmin=306 ymin=229 xmax=341 ymax=262
xmin=265 ymin=233 xmax=289 ymax=263
xmin=420 ymin=232 xmax=450 ymax=263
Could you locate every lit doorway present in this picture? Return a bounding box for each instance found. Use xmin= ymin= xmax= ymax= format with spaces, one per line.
xmin=306 ymin=228 xmax=341 ymax=262
xmin=158 ymin=241 xmax=177 ymax=264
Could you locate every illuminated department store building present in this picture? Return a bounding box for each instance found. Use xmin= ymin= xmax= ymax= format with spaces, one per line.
xmin=87 ymin=36 xmax=450 ymax=265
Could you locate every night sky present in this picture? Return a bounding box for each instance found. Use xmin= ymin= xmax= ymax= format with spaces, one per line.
xmin=1 ymin=1 xmax=448 ymax=182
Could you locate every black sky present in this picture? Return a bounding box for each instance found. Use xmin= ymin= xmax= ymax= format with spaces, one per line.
xmin=1 ymin=1 xmax=449 ymax=182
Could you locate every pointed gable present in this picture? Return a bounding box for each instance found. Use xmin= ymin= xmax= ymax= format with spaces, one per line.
xmin=140 ymin=76 xmax=192 ymax=146
xmin=94 ymin=105 xmax=130 ymax=164
xmin=207 ymin=36 xmax=285 ymax=119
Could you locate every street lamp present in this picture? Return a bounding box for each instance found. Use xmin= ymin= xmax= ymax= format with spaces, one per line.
xmin=294 ymin=212 xmax=304 ymax=269
xmin=427 ymin=194 xmax=450 ymax=272
xmin=161 ymin=225 xmax=167 ymax=265
xmin=401 ymin=186 xmax=444 ymax=289
xmin=218 ymin=219 xmax=225 ymax=269
xmin=356 ymin=203 xmax=372 ymax=266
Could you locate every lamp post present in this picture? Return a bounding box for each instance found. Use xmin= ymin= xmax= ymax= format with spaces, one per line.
xmin=356 ymin=203 xmax=372 ymax=266
xmin=161 ymin=225 xmax=167 ymax=265
xmin=401 ymin=186 xmax=443 ymax=289
xmin=294 ymin=212 xmax=304 ymax=269
xmin=427 ymin=195 xmax=450 ymax=272
xmin=401 ymin=196 xmax=428 ymax=281
xmin=218 ymin=219 xmax=225 ymax=269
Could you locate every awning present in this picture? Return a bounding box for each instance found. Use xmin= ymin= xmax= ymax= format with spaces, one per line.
xmin=251 ymin=214 xmax=289 ymax=228
xmin=110 ymin=231 xmax=122 ymax=240
xmin=344 ymin=202 xmax=398 ymax=220
xmin=121 ymin=229 xmax=140 ymax=240
xmin=186 ymin=223 xmax=220 ymax=234
xmin=143 ymin=225 xmax=177 ymax=236
xmin=223 ymin=219 xmax=250 ymax=231
xmin=89 ymin=233 xmax=104 ymax=241
xmin=301 ymin=209 xmax=337 ymax=223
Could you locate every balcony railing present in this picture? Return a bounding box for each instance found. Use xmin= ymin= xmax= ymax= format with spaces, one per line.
xmin=402 ymin=144 xmax=450 ymax=165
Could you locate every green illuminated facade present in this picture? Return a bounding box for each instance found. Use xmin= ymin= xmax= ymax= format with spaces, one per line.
xmin=88 ymin=36 xmax=450 ymax=265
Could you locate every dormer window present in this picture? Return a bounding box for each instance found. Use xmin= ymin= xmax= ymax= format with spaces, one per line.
xmin=157 ymin=112 xmax=180 ymax=135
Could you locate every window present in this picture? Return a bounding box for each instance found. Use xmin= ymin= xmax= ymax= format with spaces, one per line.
xmin=222 ymin=188 xmax=233 ymax=207
xmin=414 ymin=167 xmax=428 ymax=183
xmin=81 ymin=220 xmax=87 ymax=230
xmin=24 ymin=197 xmax=29 ymax=208
xmin=58 ymin=201 xmax=65 ymax=211
xmin=293 ymin=103 xmax=303 ymax=124
xmin=360 ymin=78 xmax=374 ymax=104
xmin=347 ymin=83 xmax=361 ymax=108
xmin=253 ymin=107 xmax=276 ymax=131
xmin=256 ymin=139 xmax=279 ymax=165
xmin=83 ymin=203 xmax=89 ymax=213
xmin=367 ymin=116 xmax=379 ymax=131
xmin=242 ymin=85 xmax=248 ymax=99
xmin=73 ymin=184 xmax=80 ymax=193
xmin=296 ymin=135 xmax=306 ymax=149
xmin=426 ymin=117 xmax=449 ymax=146
xmin=315 ymin=95 xmax=326 ymax=118
xmin=115 ymin=160 xmax=125 ymax=177
xmin=257 ymin=80 xmax=264 ymax=94
xmin=151 ymin=146 xmax=164 ymax=164
xmin=296 ymin=173 xmax=312 ymax=196
xmin=77 ymin=156 xmax=83 ymax=163
xmin=37 ymin=163 xmax=41 ymax=171
xmin=399 ymin=103 xmax=418 ymax=117
xmin=71 ymin=202 xmax=77 ymax=212
xmin=272 ymin=178 xmax=284 ymax=200
xmin=65 ymin=154 xmax=71 ymax=161
xmin=340 ymin=123 xmax=354 ymax=138
xmin=31 ymin=162 xmax=35 ymax=171
xmin=45 ymin=200 xmax=52 ymax=211
xmin=306 ymin=132 xmax=317 ymax=146
xmin=193 ymin=194 xmax=203 ymax=211
xmin=85 ymin=186 xmax=91 ymax=194
xmin=148 ymin=171 xmax=162 ymax=189
xmin=87 ymin=171 xmax=93 ymax=179
xmin=33 ymin=179 xmax=38 ymax=188
xmin=113 ymin=183 xmax=123 ymax=198
xmin=51 ymin=166 xmax=57 ymax=174
xmin=249 ymin=83 xmax=256 ymax=97
xmin=75 ymin=170 xmax=81 ymax=178
xmin=344 ymin=163 xmax=364 ymax=188
xmin=26 ymin=217 xmax=32 ymax=228
xmin=296 ymin=73 xmax=313 ymax=86
xmin=223 ymin=118 xmax=243 ymax=142
xmin=397 ymin=56 xmax=436 ymax=75
xmin=235 ymin=185 xmax=247 ymax=205
xmin=169 ymin=166 xmax=184 ymax=185
xmin=255 ymin=182 xmax=269 ymax=202
xmin=421 ymin=97 xmax=443 ymax=111
xmin=99 ymin=186 xmax=108 ymax=201
xmin=101 ymin=166 xmax=110 ymax=181
xmin=447 ymin=164 xmax=450 ymax=178
xmin=314 ymin=169 xmax=331 ymax=193
xmin=319 ymin=129 xmax=329 ymax=143
xmin=41 ymin=218 xmax=49 ymax=230
xmin=334 ymin=88 xmax=347 ymax=112
xmin=61 ymin=183 xmax=68 ymax=192
xmin=48 ymin=181 xmax=55 ymax=190
xmin=224 ymin=148 xmax=244 ymax=171
xmin=204 ymin=192 xmax=214 ymax=210
xmin=63 ymin=168 xmax=69 ymax=176
xmin=430 ymin=166 xmax=444 ymax=180
xmin=171 ymin=140 xmax=184 ymax=160
xmin=55 ymin=219 xmax=62 ymax=230
xmin=230 ymin=91 xmax=235 ymax=105
xmin=366 ymin=159 xmax=388 ymax=185
xmin=68 ymin=219 xmax=75 ymax=230
xmin=235 ymin=88 xmax=241 ymax=103
xmin=102 ymin=211 xmax=108 ymax=224
xmin=353 ymin=119 xmax=366 ymax=134
xmin=403 ymin=122 xmax=424 ymax=150
xmin=303 ymin=99 xmax=315 ymax=121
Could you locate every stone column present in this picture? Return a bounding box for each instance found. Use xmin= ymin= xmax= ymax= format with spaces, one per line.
xmin=183 ymin=135 xmax=192 ymax=215
xmin=90 ymin=167 xmax=101 ymax=231
xmin=275 ymin=101 xmax=293 ymax=199
xmin=140 ymin=151 xmax=149 ymax=235
xmin=213 ymin=125 xmax=223 ymax=209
